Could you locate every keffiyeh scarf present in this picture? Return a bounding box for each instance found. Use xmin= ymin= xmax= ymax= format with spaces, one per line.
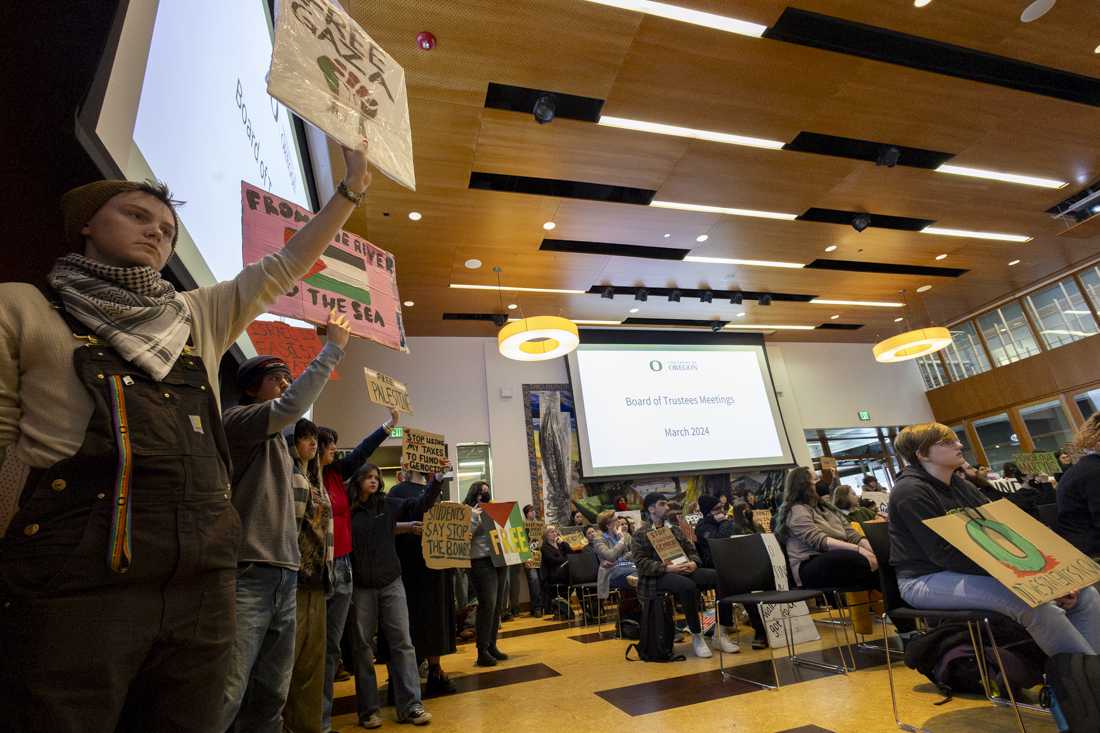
xmin=47 ymin=253 xmax=192 ymax=381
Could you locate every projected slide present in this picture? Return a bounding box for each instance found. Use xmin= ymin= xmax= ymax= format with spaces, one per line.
xmin=568 ymin=344 xmax=792 ymax=478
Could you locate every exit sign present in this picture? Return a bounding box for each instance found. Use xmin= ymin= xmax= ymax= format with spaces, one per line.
xmin=390 ymin=426 xmax=405 ymax=438
xmin=858 ymin=410 xmax=871 ymax=422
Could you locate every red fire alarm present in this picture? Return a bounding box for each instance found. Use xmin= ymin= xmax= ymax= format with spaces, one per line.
xmin=416 ymin=31 xmax=436 ymax=51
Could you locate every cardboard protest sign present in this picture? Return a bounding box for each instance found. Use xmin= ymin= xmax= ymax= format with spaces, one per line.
xmin=481 ymin=502 xmax=533 ymax=567
xmin=525 ymin=520 xmax=545 ymax=568
xmin=648 ymin=526 xmax=688 ymax=566
xmin=242 ymin=182 xmax=407 ymax=351
xmin=820 ymin=456 xmax=838 ymax=471
xmin=861 ymin=491 xmax=890 ymax=514
xmin=924 ymin=499 xmax=1100 ymax=607
xmin=559 ymin=531 xmax=589 ymax=552
xmin=421 ymin=502 xmax=471 ymax=570
xmin=760 ymin=533 xmax=820 ymax=649
xmin=401 ymin=429 xmax=447 ymax=474
xmin=752 ymin=509 xmax=773 ymax=533
xmin=990 ymin=478 xmax=1022 ymax=494
xmin=267 ymin=0 xmax=415 ymax=190
xmin=246 ymin=320 xmax=341 ymax=380
xmin=363 ymin=367 xmax=412 ymax=413
xmin=1014 ymin=452 xmax=1061 ymax=477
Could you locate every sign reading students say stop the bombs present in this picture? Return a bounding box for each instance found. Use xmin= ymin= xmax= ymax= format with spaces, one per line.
xmin=421 ymin=502 xmax=472 ymax=570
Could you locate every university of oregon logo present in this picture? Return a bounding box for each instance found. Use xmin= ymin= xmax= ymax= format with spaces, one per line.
xmin=649 ymin=360 xmax=663 ymax=372
xmin=966 ymin=517 xmax=1057 ymax=577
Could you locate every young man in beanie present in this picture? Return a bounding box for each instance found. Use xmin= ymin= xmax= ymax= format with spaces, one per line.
xmin=220 ymin=309 xmax=348 ymax=732
xmin=0 ymin=143 xmax=371 ymax=731
xmin=630 ymin=492 xmax=739 ymax=658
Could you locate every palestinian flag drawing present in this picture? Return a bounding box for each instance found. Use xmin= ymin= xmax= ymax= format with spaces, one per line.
xmin=480 ymin=501 xmax=533 ymax=567
xmin=285 ymin=227 xmax=372 ymax=305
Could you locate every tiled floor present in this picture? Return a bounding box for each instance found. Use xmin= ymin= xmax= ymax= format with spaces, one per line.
xmin=330 ymin=614 xmax=1057 ymax=733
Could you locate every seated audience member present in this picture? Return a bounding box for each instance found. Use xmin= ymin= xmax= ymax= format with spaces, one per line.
xmin=816 ymin=467 xmax=838 ymax=497
xmin=956 ymin=461 xmax=1002 ymax=501
xmin=862 ymin=475 xmax=883 ymax=492
xmin=890 ymin=423 xmax=1100 ymax=656
xmin=832 ymin=485 xmax=877 ymax=522
xmin=465 ymin=481 xmax=509 ymax=667
xmin=776 ymin=467 xmax=879 ymax=590
xmin=631 ymin=493 xmax=738 ymax=658
xmin=1056 ymin=446 xmax=1075 ymax=482
xmin=522 ymin=505 xmax=544 ymax=617
xmin=571 ymin=510 xmax=590 ymax=527
xmin=695 ymin=496 xmax=768 ymax=648
xmin=348 ymin=463 xmax=443 ymax=727
xmin=1057 ymin=414 xmax=1100 ymax=557
xmin=591 ymin=511 xmax=636 ymax=597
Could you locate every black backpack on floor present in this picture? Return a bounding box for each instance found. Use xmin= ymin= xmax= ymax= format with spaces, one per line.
xmin=904 ymin=620 xmax=1043 ymax=699
xmin=625 ymin=595 xmax=685 ymax=663
xmin=1046 ymin=653 xmax=1100 ymax=732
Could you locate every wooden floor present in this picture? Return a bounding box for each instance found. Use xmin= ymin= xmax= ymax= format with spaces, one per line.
xmin=330 ymin=613 xmax=1056 ymax=733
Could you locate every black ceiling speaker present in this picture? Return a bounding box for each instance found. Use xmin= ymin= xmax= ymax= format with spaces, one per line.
xmin=532 ymin=94 xmax=557 ymax=124
xmin=668 ymin=289 xmax=681 ymax=302
xmin=876 ymin=145 xmax=901 ymax=167
xmin=758 ymin=293 xmax=773 ymax=306
xmin=852 ymin=214 xmax=872 ymax=232
xmin=600 ymin=286 xmax=615 ymax=299
xmin=699 ymin=290 xmax=713 ymax=304
xmin=635 ymin=288 xmax=648 ymax=302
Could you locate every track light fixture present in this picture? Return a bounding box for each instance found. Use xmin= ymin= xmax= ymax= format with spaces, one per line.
xmin=758 ymin=293 xmax=773 ymax=306
xmin=491 ymin=313 xmax=508 ymax=327
xmin=852 ymin=214 xmax=872 ymax=233
xmin=876 ymin=145 xmax=901 ymax=167
xmin=600 ymin=286 xmax=615 ymax=300
xmin=634 ymin=288 xmax=648 ymax=302
xmin=533 ymin=94 xmax=557 ymax=124
xmin=668 ymin=289 xmax=681 ymax=302
xmin=699 ymin=290 xmax=713 ymax=304
xmin=730 ymin=292 xmax=743 ymax=306
xmin=710 ymin=321 xmax=723 ymax=333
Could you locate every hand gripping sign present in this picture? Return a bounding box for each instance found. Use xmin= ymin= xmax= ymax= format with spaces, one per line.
xmin=267 ymin=0 xmax=415 ymax=190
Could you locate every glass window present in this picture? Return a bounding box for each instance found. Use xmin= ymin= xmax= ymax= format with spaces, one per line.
xmin=976 ymin=302 xmax=1040 ymax=367
xmin=950 ymin=424 xmax=978 ymax=466
xmin=456 ymin=443 xmax=492 ymax=502
xmin=973 ymin=413 xmax=1021 ymax=472
xmin=915 ymin=353 xmax=949 ymax=390
xmin=942 ymin=321 xmax=991 ymax=381
xmin=1077 ymin=266 xmax=1100 ymax=311
xmin=1074 ymin=388 xmax=1100 ymax=421
xmin=1025 ymin=277 xmax=1098 ymax=349
xmin=1019 ymin=400 xmax=1075 ymax=454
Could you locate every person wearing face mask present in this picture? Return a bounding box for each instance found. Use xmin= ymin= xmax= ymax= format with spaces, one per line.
xmin=890 ymin=423 xmax=1100 ymax=657
xmin=347 ymin=462 xmax=448 ymax=728
xmin=465 ymin=480 xmax=510 ymax=666
xmin=314 ymin=411 xmax=398 ymax=733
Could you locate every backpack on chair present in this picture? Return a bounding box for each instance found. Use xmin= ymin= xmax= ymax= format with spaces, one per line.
xmin=625 ymin=594 xmax=685 ymax=663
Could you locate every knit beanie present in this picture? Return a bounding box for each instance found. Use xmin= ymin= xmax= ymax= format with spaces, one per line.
xmin=697 ymin=495 xmax=720 ymax=516
xmin=61 ymin=180 xmax=180 ymax=248
xmin=237 ymin=355 xmax=292 ymax=395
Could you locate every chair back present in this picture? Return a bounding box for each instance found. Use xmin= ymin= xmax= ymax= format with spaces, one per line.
xmin=708 ymin=535 xmax=777 ymax=597
xmin=860 ymin=520 xmax=909 ymax=613
xmin=1037 ymin=502 xmax=1058 ymax=529
xmin=567 ymin=550 xmax=598 ymax=584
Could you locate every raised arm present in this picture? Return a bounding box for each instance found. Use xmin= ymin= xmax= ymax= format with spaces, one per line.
xmin=266 ymin=312 xmax=348 ymax=434
xmin=331 ymin=408 xmax=399 ymax=479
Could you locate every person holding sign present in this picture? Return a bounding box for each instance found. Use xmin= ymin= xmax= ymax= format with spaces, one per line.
xmin=0 ymin=136 xmax=371 ymax=730
xmin=347 ymin=461 xmax=449 ymax=728
xmin=630 ymin=493 xmax=738 ymax=658
xmin=890 ymin=423 xmax=1100 ymax=656
xmin=464 ymin=481 xmax=512 ymax=667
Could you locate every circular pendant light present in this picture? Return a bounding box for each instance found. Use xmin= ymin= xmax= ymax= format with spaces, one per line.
xmin=498 ymin=316 xmax=579 ymax=362
xmin=873 ymin=327 xmax=952 ymax=363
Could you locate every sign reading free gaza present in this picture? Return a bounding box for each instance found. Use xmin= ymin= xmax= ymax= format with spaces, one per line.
xmin=241 ymin=182 xmax=408 ymax=352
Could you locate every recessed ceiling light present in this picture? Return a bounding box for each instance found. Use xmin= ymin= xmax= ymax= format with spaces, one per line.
xmin=662 ymin=233 xmax=671 ymax=238
xmin=408 ymin=211 xmax=422 ymax=221
xmin=935 ymin=164 xmax=1066 ymax=189
xmin=921 ymin=227 xmax=1031 ymax=243
xmin=725 ymin=324 xmax=816 ymax=331
xmin=1095 ymin=44 xmax=1100 ymax=54
xmin=695 ymin=234 xmax=709 ymax=242
xmin=597 ymin=116 xmax=784 ymax=150
xmin=464 ymin=258 xmax=482 ymax=269
xmin=629 ymin=307 xmax=639 ymax=313
xmin=830 ymin=314 xmax=840 ymax=320
xmin=1009 ymin=259 xmax=1021 ymax=266
xmin=507 ymin=303 xmax=518 ymax=310
xmin=914 ymin=0 xmax=932 ymax=6
xmin=825 ymin=245 xmax=838 ymax=253
xmin=651 ymin=200 xmax=798 ymax=221
xmin=811 ymin=298 xmax=904 ymax=308
xmin=935 ymin=254 xmax=948 ymax=261
xmin=449 ymin=283 xmax=586 ymax=294
xmin=683 ymin=255 xmax=804 ymax=269
xmin=1020 ymin=0 xmax=1056 ymax=24
xmin=543 ymin=221 xmax=557 ymax=230
xmin=894 ymin=317 xmax=904 ymax=323
xmin=917 ymin=285 xmax=933 ymax=293
xmin=736 ymin=311 xmax=746 ymax=317
xmin=403 ymin=300 xmax=415 ymax=307
xmin=581 ymin=0 xmax=767 ymax=37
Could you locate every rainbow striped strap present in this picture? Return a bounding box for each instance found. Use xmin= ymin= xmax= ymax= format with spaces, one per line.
xmin=106 ymin=376 xmax=133 ymax=573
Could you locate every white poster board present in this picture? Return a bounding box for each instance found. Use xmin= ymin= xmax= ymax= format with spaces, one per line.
xmin=268 ymin=0 xmax=415 ymax=190
xmin=759 ymin=533 xmax=821 ymax=649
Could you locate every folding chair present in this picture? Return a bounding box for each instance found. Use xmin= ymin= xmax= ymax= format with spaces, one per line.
xmin=566 ymin=551 xmax=600 ymax=628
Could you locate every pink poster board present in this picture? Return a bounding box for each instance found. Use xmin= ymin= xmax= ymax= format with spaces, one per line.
xmin=241 ymin=181 xmax=408 ymax=352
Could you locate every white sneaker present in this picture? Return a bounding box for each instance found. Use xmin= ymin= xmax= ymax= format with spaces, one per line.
xmin=715 ymin=626 xmax=741 ymax=654
xmin=691 ymin=632 xmax=713 ymax=658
